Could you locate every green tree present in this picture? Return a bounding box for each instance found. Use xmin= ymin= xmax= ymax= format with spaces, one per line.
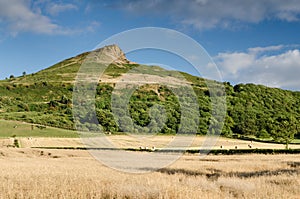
xmin=270 ymin=115 xmax=298 ymax=149
xmin=222 ymin=114 xmax=234 ymax=136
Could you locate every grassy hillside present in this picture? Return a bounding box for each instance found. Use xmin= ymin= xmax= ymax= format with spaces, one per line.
xmin=0 ymin=46 xmax=300 ymax=146
xmin=0 ymin=120 xmax=78 ymax=138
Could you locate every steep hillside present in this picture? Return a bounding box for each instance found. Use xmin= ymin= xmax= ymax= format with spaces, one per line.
xmin=0 ymin=45 xmax=299 ymax=145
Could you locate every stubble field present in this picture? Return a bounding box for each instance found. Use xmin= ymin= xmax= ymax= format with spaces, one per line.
xmin=0 ymin=147 xmax=299 ymax=199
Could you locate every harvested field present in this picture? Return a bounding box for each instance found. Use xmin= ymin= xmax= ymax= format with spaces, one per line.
xmin=8 ymin=135 xmax=300 ymax=150
xmin=0 ymin=148 xmax=299 ymax=198
xmin=0 ymin=135 xmax=299 ymax=198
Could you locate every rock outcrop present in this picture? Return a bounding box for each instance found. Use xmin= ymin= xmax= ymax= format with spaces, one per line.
xmin=91 ymin=44 xmax=135 ymax=65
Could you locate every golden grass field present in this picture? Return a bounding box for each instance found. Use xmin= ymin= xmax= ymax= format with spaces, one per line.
xmin=1 ymin=135 xmax=299 ymax=149
xmin=0 ymin=135 xmax=299 ymax=199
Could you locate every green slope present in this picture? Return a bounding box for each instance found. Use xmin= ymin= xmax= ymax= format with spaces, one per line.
xmin=0 ymin=46 xmax=299 ymax=146
xmin=0 ymin=120 xmax=78 ymax=138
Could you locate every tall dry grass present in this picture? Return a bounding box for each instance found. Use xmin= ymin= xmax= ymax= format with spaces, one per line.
xmin=0 ymin=148 xmax=299 ymax=199
xmin=16 ymin=135 xmax=300 ymax=149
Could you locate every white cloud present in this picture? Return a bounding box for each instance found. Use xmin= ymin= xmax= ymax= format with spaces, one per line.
xmin=214 ymin=46 xmax=300 ymax=90
xmin=248 ymin=45 xmax=284 ymax=54
xmin=112 ymin=0 xmax=300 ymax=30
xmin=0 ymin=0 xmax=75 ymax=35
xmin=215 ymin=52 xmax=255 ymax=76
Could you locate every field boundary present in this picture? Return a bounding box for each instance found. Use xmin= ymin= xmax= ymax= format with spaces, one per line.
xmin=233 ymin=135 xmax=300 ymax=145
xmin=31 ymin=147 xmax=300 ymax=154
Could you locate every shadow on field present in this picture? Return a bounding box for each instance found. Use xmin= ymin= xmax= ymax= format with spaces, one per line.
xmin=286 ymin=161 xmax=300 ymax=168
xmin=226 ymin=168 xmax=300 ymax=178
xmin=149 ymin=167 xmax=300 ymax=181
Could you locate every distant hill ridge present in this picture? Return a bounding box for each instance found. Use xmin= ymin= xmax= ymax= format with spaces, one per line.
xmin=4 ymin=44 xmax=136 ymax=85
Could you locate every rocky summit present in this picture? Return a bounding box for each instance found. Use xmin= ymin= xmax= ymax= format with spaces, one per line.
xmin=91 ymin=44 xmax=135 ymax=65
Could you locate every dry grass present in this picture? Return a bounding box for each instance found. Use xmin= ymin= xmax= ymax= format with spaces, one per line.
xmin=12 ymin=135 xmax=300 ymax=149
xmin=18 ymin=137 xmax=83 ymax=148
xmin=0 ymin=148 xmax=299 ymax=199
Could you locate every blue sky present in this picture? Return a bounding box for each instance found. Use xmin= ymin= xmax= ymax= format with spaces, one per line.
xmin=1 ymin=0 xmax=300 ymax=90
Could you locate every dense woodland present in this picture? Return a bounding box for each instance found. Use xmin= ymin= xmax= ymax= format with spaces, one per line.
xmin=0 ymin=53 xmax=299 ymax=147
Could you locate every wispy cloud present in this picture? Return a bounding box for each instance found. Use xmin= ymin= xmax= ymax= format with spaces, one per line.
xmin=0 ymin=0 xmax=52 ymax=35
xmin=85 ymin=21 xmax=101 ymax=33
xmin=106 ymin=0 xmax=300 ymax=30
xmin=0 ymin=0 xmax=84 ymax=36
xmin=46 ymin=2 xmax=78 ymax=16
xmin=214 ymin=45 xmax=300 ymax=90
